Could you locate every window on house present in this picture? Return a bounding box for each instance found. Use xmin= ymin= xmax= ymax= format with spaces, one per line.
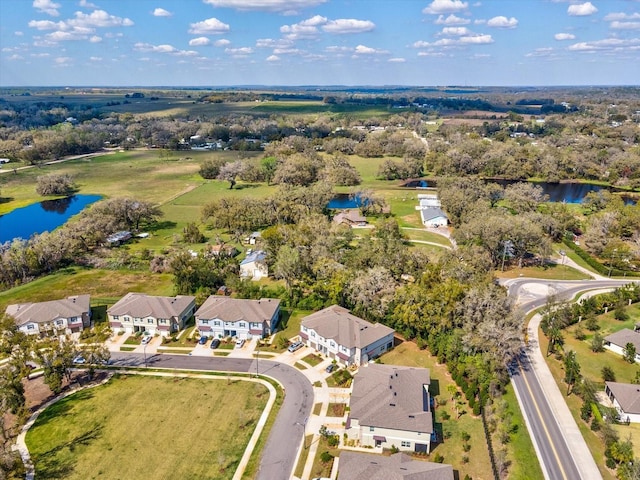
xmin=401 ymin=441 xmax=411 ymax=448
xmin=70 ymin=317 xmax=77 ymax=322
xmin=201 ymin=319 xmax=209 ymax=324
xmin=27 ymin=324 xmax=35 ymax=330
xmin=112 ymin=315 xmax=119 ymax=321
xmin=158 ymin=319 xmax=167 ymax=324
xmin=387 ymin=342 xmax=392 ymax=349
xmin=330 ymin=341 xmax=335 ymax=348
xmin=55 ymin=320 xmax=64 ymax=326
xmin=214 ymin=321 xmax=220 ymax=326
xmin=148 ymin=319 xmax=154 ymax=324
xmin=311 ymin=332 xmax=316 ymax=337
xmin=238 ymin=323 xmax=245 ymax=329
xmin=124 ymin=316 xmax=130 ymax=322
xmin=369 ymin=426 xmax=374 ymax=432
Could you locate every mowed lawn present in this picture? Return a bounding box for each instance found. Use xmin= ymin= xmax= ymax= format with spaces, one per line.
xmin=26 ymin=375 xmax=269 ymax=480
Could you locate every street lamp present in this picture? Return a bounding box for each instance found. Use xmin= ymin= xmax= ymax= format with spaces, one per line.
xmin=295 ymin=417 xmax=308 ymax=449
xmin=256 ymin=339 xmax=260 ymax=378
xmin=559 ymin=250 xmax=566 ymax=280
xmin=608 ymin=248 xmax=618 ymax=278
xmin=143 ymin=343 xmax=148 ymax=368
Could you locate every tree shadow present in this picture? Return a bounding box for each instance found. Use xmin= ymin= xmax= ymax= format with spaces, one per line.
xmin=34 ymin=389 xmax=95 ymax=424
xmin=430 ymin=378 xmax=441 ymax=397
xmin=146 ymin=220 xmax=177 ymax=232
xmin=233 ymin=183 xmax=260 ymax=190
xmin=34 ymin=425 xmax=103 ymax=479
xmin=0 ymin=196 xmax=14 ymax=204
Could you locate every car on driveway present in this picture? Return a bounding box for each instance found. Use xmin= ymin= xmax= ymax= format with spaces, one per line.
xmin=141 ymin=334 xmax=152 ymax=345
xmin=325 ymin=363 xmax=337 ymax=373
xmin=235 ymin=338 xmax=245 ymax=349
xmin=210 ymin=338 xmax=221 ymax=349
xmin=72 ymin=355 xmax=86 ymax=364
xmin=288 ymin=341 xmax=303 ymax=352
xmin=198 ymin=336 xmax=208 ymax=345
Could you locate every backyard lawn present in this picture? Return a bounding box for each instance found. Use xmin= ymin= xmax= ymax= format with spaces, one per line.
xmin=26 ymin=375 xmax=269 ymax=480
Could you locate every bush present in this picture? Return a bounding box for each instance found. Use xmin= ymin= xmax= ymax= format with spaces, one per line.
xmin=461 ymin=431 xmax=471 ymax=442
xmin=433 ymin=453 xmax=444 ymax=463
xmin=605 ymin=457 xmax=617 ymax=469
xmin=601 ymin=365 xmax=616 ymax=382
xmin=320 ymin=451 xmax=333 ymax=464
xmin=327 ymin=435 xmax=339 ymax=447
xmin=463 ymin=443 xmax=471 ymax=452
xmin=462 ymin=455 xmax=469 ymax=464
xmin=441 ymin=411 xmax=451 ymax=421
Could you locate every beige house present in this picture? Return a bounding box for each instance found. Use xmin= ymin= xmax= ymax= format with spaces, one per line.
xmin=338 ymin=452 xmax=453 ymax=480
xmin=6 ymin=295 xmax=91 ymax=336
xmin=346 ymin=364 xmax=433 ymax=453
xmin=239 ymin=250 xmax=268 ymax=281
xmin=107 ymin=292 xmax=196 ymax=337
xmin=300 ymin=305 xmax=394 ymax=366
xmin=195 ymin=296 xmax=281 ymax=340
xmin=333 ymin=210 xmax=367 ymax=227
xmin=605 ymin=382 xmax=640 ymax=423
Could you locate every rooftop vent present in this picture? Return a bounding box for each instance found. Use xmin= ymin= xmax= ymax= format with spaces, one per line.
xmin=389 ymin=403 xmax=396 ymax=407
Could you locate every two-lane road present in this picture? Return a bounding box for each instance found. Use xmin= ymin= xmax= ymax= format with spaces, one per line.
xmin=110 ymin=352 xmax=313 ymax=480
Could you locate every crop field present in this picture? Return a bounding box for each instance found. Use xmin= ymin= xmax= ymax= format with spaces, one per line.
xmin=26 ymin=375 xmax=269 ymax=480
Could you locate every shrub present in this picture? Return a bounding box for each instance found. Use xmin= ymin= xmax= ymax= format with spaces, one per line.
xmin=573 ymin=327 xmax=586 ymax=341
xmin=463 ymin=443 xmax=471 ymax=452
xmin=441 ymin=411 xmax=451 ymax=421
xmin=320 ymin=451 xmax=333 ymax=463
xmin=461 ymin=431 xmax=471 ymax=442
xmin=433 ymin=453 xmax=444 ymax=463
xmin=601 ymin=365 xmax=616 ymax=382
xmin=390 ymin=444 xmax=399 ymax=454
xmin=591 ymin=333 xmax=604 ymax=352
xmin=327 ymin=435 xmax=339 ymax=447
xmin=462 ymin=455 xmax=469 ymax=464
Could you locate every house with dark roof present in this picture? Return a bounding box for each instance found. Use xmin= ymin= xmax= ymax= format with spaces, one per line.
xmin=605 ymin=382 xmax=640 ymax=423
xmin=346 ymin=364 xmax=433 ymax=453
xmin=194 ymin=296 xmax=280 ymax=340
xmin=240 ymin=250 xmax=268 ymax=281
xmin=6 ymin=295 xmax=91 ymax=336
xmin=333 ymin=210 xmax=367 ymax=227
xmin=107 ymin=293 xmax=196 ymax=337
xmin=338 ymin=452 xmax=453 ymax=480
xmin=604 ymin=329 xmax=640 ymax=363
xmin=299 ymin=305 xmax=395 ymax=366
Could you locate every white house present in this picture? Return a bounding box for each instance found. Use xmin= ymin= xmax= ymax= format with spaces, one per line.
xmin=299 ymin=305 xmax=395 ymax=366
xmin=346 ymin=364 xmax=434 ymax=453
xmin=194 ymin=296 xmax=280 ymax=340
xmin=605 ymin=382 xmax=640 ymax=423
xmin=603 ymin=329 xmax=640 ymax=363
xmin=415 ymin=194 xmax=448 ymax=227
xmin=240 ymin=250 xmax=268 ymax=280
xmin=6 ymin=295 xmax=91 ymax=336
xmin=107 ymin=293 xmax=196 ymax=337
xmin=338 ymin=452 xmax=453 ymax=480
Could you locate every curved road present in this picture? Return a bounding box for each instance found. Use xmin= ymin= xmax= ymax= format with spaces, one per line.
xmin=110 ymin=352 xmax=313 ymax=480
xmin=504 ymin=278 xmax=636 ymax=480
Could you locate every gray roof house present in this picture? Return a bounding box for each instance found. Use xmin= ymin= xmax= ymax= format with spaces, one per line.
xmin=604 ymin=329 xmax=640 ymax=362
xmin=300 ymin=305 xmax=395 ymax=365
xmin=338 ymin=451 xmax=453 ymax=480
xmin=333 ymin=210 xmax=367 ymax=227
xmin=195 ymin=296 xmax=281 ymax=340
xmin=240 ymin=250 xmax=268 ymax=281
xmin=6 ymin=295 xmax=91 ymax=336
xmin=605 ymin=382 xmax=640 ymax=423
xmin=107 ymin=292 xmax=196 ymax=336
xmin=347 ymin=363 xmax=433 ymax=453
xmin=419 ymin=207 xmax=448 ymax=227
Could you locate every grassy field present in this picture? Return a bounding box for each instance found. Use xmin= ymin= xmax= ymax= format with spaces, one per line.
xmin=495 ymin=263 xmax=591 ymax=281
xmin=26 ymin=375 xmax=269 ymax=480
xmin=379 ymin=341 xmax=496 ymax=480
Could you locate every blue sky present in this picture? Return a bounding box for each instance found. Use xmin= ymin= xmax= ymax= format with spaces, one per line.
xmin=1 ymin=0 xmax=639 ymax=86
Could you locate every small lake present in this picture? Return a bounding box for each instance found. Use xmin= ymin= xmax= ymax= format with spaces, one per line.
xmin=328 ymin=193 xmax=367 ymax=209
xmin=0 ymin=194 xmax=101 ymax=243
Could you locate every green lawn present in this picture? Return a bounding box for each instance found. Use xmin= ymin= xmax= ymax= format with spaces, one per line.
xmin=26 ymin=375 xmax=269 ymax=480
xmin=401 ymin=228 xmax=452 ymax=247
xmin=495 ymin=263 xmax=591 ymax=281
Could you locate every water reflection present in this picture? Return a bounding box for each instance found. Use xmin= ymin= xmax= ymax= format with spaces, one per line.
xmin=40 ymin=196 xmax=74 ymax=214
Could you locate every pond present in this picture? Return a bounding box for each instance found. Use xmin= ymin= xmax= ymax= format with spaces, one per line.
xmin=0 ymin=194 xmax=102 ymax=243
xmin=328 ymin=193 xmax=367 ymax=209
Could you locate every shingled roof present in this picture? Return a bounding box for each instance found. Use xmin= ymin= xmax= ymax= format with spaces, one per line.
xmin=338 ymin=452 xmax=453 ymax=480
xmin=606 ymin=382 xmax=640 ymax=415
xmin=195 ymin=296 xmax=280 ymax=323
xmin=107 ymin=293 xmax=195 ymax=319
xmin=301 ymin=305 xmax=394 ymax=349
xmin=350 ymin=363 xmax=432 ymax=434
xmin=6 ymin=295 xmax=90 ymax=327
xmin=605 ymin=328 xmax=640 ymax=351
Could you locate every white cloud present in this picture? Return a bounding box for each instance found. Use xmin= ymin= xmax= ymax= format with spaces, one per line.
xmin=189 ymin=17 xmax=230 ymax=34
xmin=30 ymin=52 xmax=50 ymax=57
xmin=189 ymin=37 xmax=211 ymax=46
xmin=89 ymin=35 xmax=101 ymax=42
xmin=89 ymin=56 xmax=102 ymax=61
xmin=525 ymin=47 xmax=555 ymax=58
xmin=388 ymin=57 xmax=406 ymax=62
xmin=567 ymin=2 xmax=598 ymax=17
xmin=7 ymin=54 xmax=23 ymax=61
xmin=33 ymin=0 xmax=61 ymax=17
xmin=54 ymin=56 xmax=72 ymax=64
xmin=441 ymin=26 xmax=470 ymax=35
xmin=134 ymin=42 xmax=198 ymax=56
xmin=79 ymin=0 xmax=98 ymax=8
xmin=215 ymin=38 xmax=231 ymax=46
xmin=15 ymin=31 xmax=24 ymax=36
xmin=266 ymin=54 xmax=280 ymax=61
xmin=487 ymin=16 xmax=518 ymax=28
xmin=603 ymin=12 xmax=640 ymax=22
xmin=322 ymin=19 xmax=375 ymax=34
xmin=280 ymin=23 xmax=320 ymax=39
xmin=203 ymin=0 xmax=326 ymax=12
xmin=325 ymin=45 xmax=351 ymax=53
xmin=354 ymin=44 xmax=387 ymax=55
xmin=423 ymin=0 xmax=468 ymax=15
xmin=610 ymin=21 xmax=640 ymax=30
xmin=425 ymin=33 xmax=493 ymax=46
xmin=225 ymin=47 xmax=254 ymax=56
xmin=568 ymin=37 xmax=640 ymax=52
xmin=554 ymin=32 xmax=575 ymax=40
xmin=69 ymin=10 xmax=134 ymax=28
xmin=435 ymin=14 xmax=470 ymax=25
xmin=28 ymin=20 xmax=65 ymax=30
xmin=300 ymin=15 xmax=327 ymax=26
xmin=153 ymin=8 xmax=172 ymax=17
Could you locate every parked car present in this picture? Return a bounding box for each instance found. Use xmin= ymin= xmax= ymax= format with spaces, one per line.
xmin=235 ymin=338 xmax=245 ymax=349
xmin=325 ymin=363 xmax=337 ymax=373
xmin=210 ymin=338 xmax=221 ymax=349
xmin=288 ymin=341 xmax=303 ymax=353
xmin=72 ymin=355 xmax=86 ymax=364
xmin=198 ymin=336 xmax=208 ymax=345
xmin=141 ymin=334 xmax=152 ymax=345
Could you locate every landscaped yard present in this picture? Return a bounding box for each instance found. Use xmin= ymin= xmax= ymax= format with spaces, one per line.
xmin=26 ymin=374 xmax=269 ymax=480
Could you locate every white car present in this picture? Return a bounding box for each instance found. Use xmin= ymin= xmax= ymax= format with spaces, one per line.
xmin=141 ymin=335 xmax=152 ymax=345
xmin=235 ymin=338 xmax=245 ymax=349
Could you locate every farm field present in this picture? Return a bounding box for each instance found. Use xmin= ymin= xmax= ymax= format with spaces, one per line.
xmin=26 ymin=375 xmax=269 ymax=480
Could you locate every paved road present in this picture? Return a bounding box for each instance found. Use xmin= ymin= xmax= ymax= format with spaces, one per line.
xmin=505 ymin=278 xmax=637 ymax=480
xmin=110 ymin=352 xmax=313 ymax=480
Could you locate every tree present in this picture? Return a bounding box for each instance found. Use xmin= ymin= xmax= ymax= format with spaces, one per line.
xmin=624 ymin=342 xmax=637 ymax=364
xmin=36 ymin=173 xmax=76 ymax=196
xmin=563 ymin=350 xmax=581 ymax=395
xmin=591 ymin=333 xmax=604 ymax=352
xmin=503 ymin=182 xmax=548 ymax=213
xmin=260 ymin=156 xmax=278 ymax=185
xmin=546 ymin=324 xmax=565 ymax=356
xmin=217 ymin=160 xmax=246 ymax=189
xmin=182 ymin=222 xmax=205 ymax=243
xmin=601 ymin=365 xmax=616 ymax=382
xmin=272 ymin=245 xmax=301 ymax=298
xmin=199 ymin=158 xmax=227 ymax=179
xmin=33 ymin=335 xmax=77 ymax=394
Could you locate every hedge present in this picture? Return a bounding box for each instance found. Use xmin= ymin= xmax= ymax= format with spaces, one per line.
xmin=562 ymin=238 xmax=640 ymax=277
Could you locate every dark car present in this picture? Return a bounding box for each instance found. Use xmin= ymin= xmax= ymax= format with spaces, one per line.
xmin=325 ymin=363 xmax=337 ymax=373
xmin=198 ymin=336 xmax=208 ymax=345
xmin=210 ymin=338 xmax=221 ymax=349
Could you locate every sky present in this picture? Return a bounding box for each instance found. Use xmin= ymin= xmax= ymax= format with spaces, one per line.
xmin=0 ymin=0 xmax=639 ymax=87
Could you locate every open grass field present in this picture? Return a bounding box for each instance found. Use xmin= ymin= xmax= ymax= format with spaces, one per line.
xmin=26 ymin=374 xmax=269 ymax=480
xmin=495 ymin=263 xmax=591 ymax=281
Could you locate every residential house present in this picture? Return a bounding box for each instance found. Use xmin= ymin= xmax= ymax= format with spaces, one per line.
xmin=106 ymin=230 xmax=132 ymax=246
xmin=605 ymin=382 xmax=640 ymax=423
xmin=6 ymin=295 xmax=91 ymax=336
xmin=604 ymin=329 xmax=640 ymax=362
xmin=107 ymin=292 xmax=196 ymax=337
xmin=240 ymin=250 xmax=268 ymax=280
xmin=206 ymin=243 xmax=239 ymax=257
xmin=338 ymin=452 xmax=453 ymax=480
xmin=346 ymin=363 xmax=433 ymax=453
xmin=415 ymin=194 xmax=448 ymax=227
xmin=194 ymin=296 xmax=280 ymax=340
xmin=333 ymin=210 xmax=367 ymax=227
xmin=299 ymin=305 xmax=395 ymax=366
